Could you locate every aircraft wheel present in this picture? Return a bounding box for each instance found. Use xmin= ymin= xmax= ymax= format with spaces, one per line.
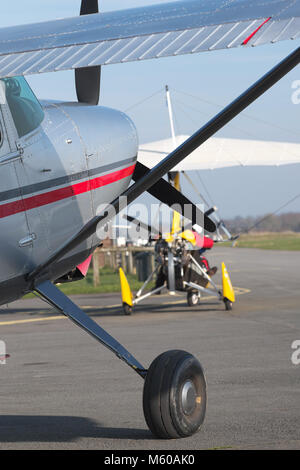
xmin=143 ymin=350 xmax=206 ymax=439
xmin=187 ymin=291 xmax=199 ymax=307
xmin=123 ymin=303 xmax=132 ymax=315
xmin=224 ymin=298 xmax=233 ymax=311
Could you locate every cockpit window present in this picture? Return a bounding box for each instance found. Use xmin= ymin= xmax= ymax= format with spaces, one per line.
xmin=1 ymin=76 xmax=44 ymax=138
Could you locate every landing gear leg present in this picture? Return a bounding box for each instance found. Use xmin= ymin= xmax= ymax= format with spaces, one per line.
xmin=35 ymin=281 xmax=206 ymax=439
xmin=35 ymin=280 xmax=146 ymax=377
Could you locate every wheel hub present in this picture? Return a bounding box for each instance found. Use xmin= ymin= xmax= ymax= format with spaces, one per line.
xmin=181 ymin=380 xmax=197 ymax=415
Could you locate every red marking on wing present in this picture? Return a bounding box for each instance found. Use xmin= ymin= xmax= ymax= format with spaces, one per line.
xmin=242 ymin=17 xmax=272 ymax=45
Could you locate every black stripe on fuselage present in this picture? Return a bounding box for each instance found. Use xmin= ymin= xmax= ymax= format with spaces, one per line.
xmin=0 ymin=156 xmax=137 ymax=203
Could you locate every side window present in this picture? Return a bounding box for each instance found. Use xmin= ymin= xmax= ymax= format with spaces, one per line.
xmin=0 ymin=119 xmax=2 ymax=148
xmin=1 ymin=77 xmax=44 ymax=138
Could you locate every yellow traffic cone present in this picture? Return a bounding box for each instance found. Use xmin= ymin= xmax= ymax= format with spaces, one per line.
xmin=222 ymin=262 xmax=235 ymax=303
xmin=119 ymin=267 xmax=133 ymax=307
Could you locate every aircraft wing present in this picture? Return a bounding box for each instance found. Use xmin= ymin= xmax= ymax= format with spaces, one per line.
xmin=0 ymin=0 xmax=299 ymax=78
xmin=138 ymin=136 xmax=300 ymax=170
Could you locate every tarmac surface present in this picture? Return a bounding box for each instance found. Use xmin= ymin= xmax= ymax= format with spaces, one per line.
xmin=0 ymin=247 xmax=299 ymax=450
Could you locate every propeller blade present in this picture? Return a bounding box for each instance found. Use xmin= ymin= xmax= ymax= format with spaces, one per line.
xmin=79 ymin=0 xmax=98 ymax=15
xmin=132 ymin=162 xmax=215 ymax=233
xmin=124 ymin=215 xmax=162 ymax=238
xmin=75 ymin=0 xmax=100 ymax=105
xmin=205 ymin=207 xmax=217 ymax=217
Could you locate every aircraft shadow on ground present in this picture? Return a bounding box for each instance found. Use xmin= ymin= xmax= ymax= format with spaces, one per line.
xmin=0 ymin=416 xmax=151 ymax=442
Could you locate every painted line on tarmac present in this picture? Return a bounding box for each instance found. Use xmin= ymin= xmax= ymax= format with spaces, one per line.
xmin=0 ymin=315 xmax=64 ymax=326
xmin=0 ymin=286 xmax=251 ymax=327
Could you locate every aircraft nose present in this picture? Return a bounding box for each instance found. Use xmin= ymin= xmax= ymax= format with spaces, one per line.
xmin=59 ymin=103 xmax=139 ymax=164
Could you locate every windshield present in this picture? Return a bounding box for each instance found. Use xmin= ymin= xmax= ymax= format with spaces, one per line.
xmin=1 ymin=76 xmax=44 ymax=138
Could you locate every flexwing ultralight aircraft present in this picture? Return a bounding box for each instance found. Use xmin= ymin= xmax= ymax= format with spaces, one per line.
xmin=120 ymin=172 xmax=236 ymax=315
xmin=0 ymin=0 xmax=299 ymax=439
xmin=138 ymin=135 xmax=300 ymax=169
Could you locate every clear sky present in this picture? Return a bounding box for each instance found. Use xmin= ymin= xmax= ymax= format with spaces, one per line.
xmin=2 ymin=1 xmax=300 ymax=219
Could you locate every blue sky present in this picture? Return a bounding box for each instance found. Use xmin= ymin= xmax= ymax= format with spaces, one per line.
xmin=2 ymin=1 xmax=300 ymax=218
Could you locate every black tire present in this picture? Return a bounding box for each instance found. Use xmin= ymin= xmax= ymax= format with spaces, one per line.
xmin=187 ymin=291 xmax=199 ymax=307
xmin=143 ymin=350 xmax=206 ymax=439
xmin=224 ymin=298 xmax=233 ymax=311
xmin=123 ymin=303 xmax=132 ymax=315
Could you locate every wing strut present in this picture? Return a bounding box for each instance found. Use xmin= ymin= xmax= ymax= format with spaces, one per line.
xmin=27 ymin=46 xmax=300 ymax=287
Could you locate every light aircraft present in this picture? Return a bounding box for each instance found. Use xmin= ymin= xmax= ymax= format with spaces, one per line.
xmin=120 ymin=173 xmax=236 ymax=315
xmin=0 ymin=0 xmax=299 ymax=439
xmin=118 ymin=86 xmax=241 ymax=315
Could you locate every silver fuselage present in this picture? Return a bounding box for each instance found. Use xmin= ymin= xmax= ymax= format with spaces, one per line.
xmin=0 ymin=99 xmax=138 ymax=304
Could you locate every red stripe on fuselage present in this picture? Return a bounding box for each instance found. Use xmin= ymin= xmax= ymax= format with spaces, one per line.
xmin=0 ymin=164 xmax=135 ymax=219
